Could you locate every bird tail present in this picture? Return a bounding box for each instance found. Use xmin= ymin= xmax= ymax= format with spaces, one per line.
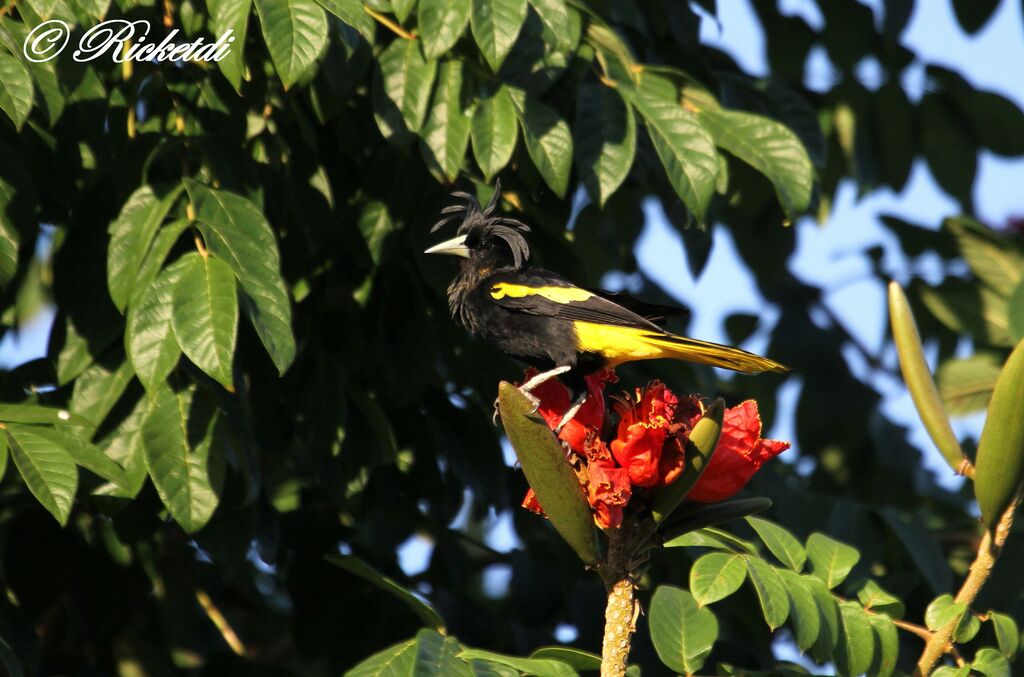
xmin=638 ymin=332 xmax=789 ymax=374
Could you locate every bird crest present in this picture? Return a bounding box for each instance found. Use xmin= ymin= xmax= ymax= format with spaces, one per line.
xmin=431 ymin=181 xmax=532 ymax=267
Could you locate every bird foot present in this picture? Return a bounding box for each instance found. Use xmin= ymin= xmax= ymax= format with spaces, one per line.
xmin=553 ymin=391 xmax=588 ymax=434
xmin=519 ymin=365 xmax=571 ymax=394
xmin=516 ymin=387 xmax=541 ymax=414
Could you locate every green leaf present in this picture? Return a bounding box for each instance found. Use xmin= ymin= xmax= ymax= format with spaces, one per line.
xmin=746 ymin=516 xmax=807 ymax=572
xmin=69 ymin=356 xmax=134 ymax=433
xmin=918 ymin=278 xmax=1014 ymax=348
xmin=925 ymin=594 xmax=966 ymax=631
xmin=209 ymin=0 xmax=253 ymax=91
xmin=107 ymin=184 xmax=185 ymax=313
xmin=142 ymin=383 xmax=225 ymax=533
xmin=316 ymin=0 xmax=376 ymax=40
xmin=470 ymin=0 xmax=527 ymax=71
xmin=254 ymin=0 xmax=328 ymax=88
xmin=648 ymin=585 xmax=718 ymax=676
xmin=0 ymin=54 xmax=33 ymax=131
xmin=932 ymin=667 xmax=971 ymax=677
xmin=471 ymin=85 xmax=517 ymax=181
xmin=7 ymin=424 xmax=126 ymax=488
xmin=689 ymin=552 xmax=746 ymax=606
xmin=0 ymin=404 xmax=92 ymax=427
xmin=419 ymin=0 xmax=472 ymax=60
xmin=414 ymin=629 xmax=473 ymax=677
xmin=420 ymin=60 xmax=473 ymax=183
xmin=937 ymin=352 xmax=1003 ymax=415
xmin=373 ymin=38 xmax=438 ymax=140
xmin=974 ymin=339 xmax=1024 ymax=528
xmin=128 ymin=219 xmax=193 ymax=309
xmin=867 ymin=614 xmax=898 ymax=677
xmin=528 ymin=647 xmax=600 ymax=671
xmin=7 ymin=429 xmax=77 ymax=526
xmin=127 ymin=258 xmax=190 ymax=391
xmin=662 ymin=526 xmax=758 ymax=554
xmin=805 ymin=576 xmax=841 ymax=663
xmin=945 ymin=217 xmax=1024 ymax=298
xmin=742 ymin=556 xmax=790 ymax=630
xmin=458 ymin=649 xmax=577 ymax=677
xmin=972 ymin=647 xmax=1011 ymax=677
xmin=697 ymin=109 xmax=814 ymax=218
xmin=345 ymin=638 xmax=417 ymax=677
xmin=575 ymin=85 xmax=635 ymax=207
xmin=776 ymin=569 xmax=821 ymax=652
xmin=497 ymin=383 xmax=599 ymax=564
xmin=171 ymin=254 xmax=239 ymax=390
xmin=834 ymin=601 xmax=874 ymax=677
xmin=392 ymin=0 xmax=415 ymax=21
xmin=0 ymin=433 xmax=7 ymax=484
xmin=508 ymin=88 xmax=572 ymax=197
xmin=650 ymin=399 xmax=724 ymax=523
xmin=526 ymin=0 xmax=575 ymax=51
xmin=1009 ymin=280 xmax=1024 ymax=342
xmin=989 ymin=611 xmax=1019 ymax=658
xmin=185 ymin=181 xmax=296 ymax=375
xmin=94 ymin=394 xmax=152 ymax=499
xmin=852 ymin=579 xmax=905 ymax=619
xmin=954 ymin=611 xmax=981 ymax=643
xmin=889 ymin=282 xmax=966 ymax=474
xmin=806 ymin=532 xmax=860 ymax=589
xmin=623 ymin=77 xmax=718 ymax=222
xmin=326 ymin=554 xmax=445 ymax=630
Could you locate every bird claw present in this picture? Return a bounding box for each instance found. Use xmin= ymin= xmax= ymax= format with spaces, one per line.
xmin=517 ymin=387 xmax=541 ymax=414
xmin=492 ymin=397 xmax=501 ymax=426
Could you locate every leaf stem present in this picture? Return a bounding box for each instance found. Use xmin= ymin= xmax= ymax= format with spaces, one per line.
xmin=195 ymin=588 xmax=248 ymax=657
xmin=363 ymin=5 xmax=415 ymax=40
xmin=913 ymin=498 xmax=1018 ymax=676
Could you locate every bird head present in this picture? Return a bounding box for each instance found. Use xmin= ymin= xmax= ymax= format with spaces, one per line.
xmin=425 ymin=182 xmax=531 ymax=270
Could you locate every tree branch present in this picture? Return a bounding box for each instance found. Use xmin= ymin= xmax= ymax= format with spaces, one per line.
xmin=914 ymin=499 xmax=1018 ymax=676
xmin=600 ymin=530 xmax=638 ymax=677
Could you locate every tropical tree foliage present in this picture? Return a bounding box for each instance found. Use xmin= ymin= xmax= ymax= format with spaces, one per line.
xmin=0 ymin=0 xmax=1022 ymax=674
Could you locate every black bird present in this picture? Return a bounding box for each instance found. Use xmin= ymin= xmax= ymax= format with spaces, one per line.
xmin=425 ymin=185 xmax=788 ymax=430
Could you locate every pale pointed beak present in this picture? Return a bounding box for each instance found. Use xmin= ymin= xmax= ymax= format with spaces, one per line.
xmin=424 ymin=234 xmax=470 ymax=258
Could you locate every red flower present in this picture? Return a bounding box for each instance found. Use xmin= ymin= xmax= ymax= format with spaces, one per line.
xmin=517 ymin=371 xmax=789 ymax=532
xmin=610 ymin=382 xmax=690 ymax=488
xmin=528 ymin=368 xmax=616 ymax=453
xmin=688 ymin=400 xmax=790 ymax=502
xmin=583 ymin=436 xmax=631 ymax=529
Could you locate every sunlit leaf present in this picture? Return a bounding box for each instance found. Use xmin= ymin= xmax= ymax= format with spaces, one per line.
xmin=254 ymin=0 xmax=328 ymax=88
xmin=419 ymin=0 xmax=472 ymax=59
xmin=575 ymin=85 xmax=635 ymax=207
xmin=649 ymin=585 xmax=718 ymax=675
xmin=508 ymin=87 xmax=572 ymax=197
xmin=0 ymin=54 xmax=33 ymax=131
xmin=806 ymin=532 xmax=859 ymax=589
xmin=697 ymin=109 xmax=814 ymax=217
xmin=170 ymin=253 xmax=239 ymax=390
xmin=7 ymin=428 xmax=77 ymax=526
xmin=470 ymin=0 xmax=527 ymax=71
xmin=471 ymin=85 xmax=517 ymax=181
xmin=690 ymin=552 xmax=746 ymax=606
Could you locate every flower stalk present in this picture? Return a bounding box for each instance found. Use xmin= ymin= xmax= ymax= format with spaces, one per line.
xmin=600 ymin=530 xmax=638 ymax=677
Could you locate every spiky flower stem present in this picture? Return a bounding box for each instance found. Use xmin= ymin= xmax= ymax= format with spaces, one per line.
xmin=601 ymin=530 xmax=638 ymax=677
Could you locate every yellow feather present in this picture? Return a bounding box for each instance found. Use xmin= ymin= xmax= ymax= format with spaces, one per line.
xmin=573 ymin=321 xmax=788 ymax=374
xmin=490 ymin=282 xmax=593 ymax=303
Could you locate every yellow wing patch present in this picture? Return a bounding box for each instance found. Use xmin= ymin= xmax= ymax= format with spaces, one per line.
xmin=573 ymin=322 xmax=669 ymax=365
xmin=490 ymin=282 xmax=594 ymax=304
xmin=573 ymin=321 xmax=790 ymax=373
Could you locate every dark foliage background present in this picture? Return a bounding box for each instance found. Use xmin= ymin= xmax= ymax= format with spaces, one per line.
xmin=0 ymin=0 xmax=1022 ymax=674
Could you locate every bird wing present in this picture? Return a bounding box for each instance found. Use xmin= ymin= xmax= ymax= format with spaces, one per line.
xmin=486 ymin=269 xmax=789 ymax=374
xmin=487 ymin=270 xmax=664 ymax=331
